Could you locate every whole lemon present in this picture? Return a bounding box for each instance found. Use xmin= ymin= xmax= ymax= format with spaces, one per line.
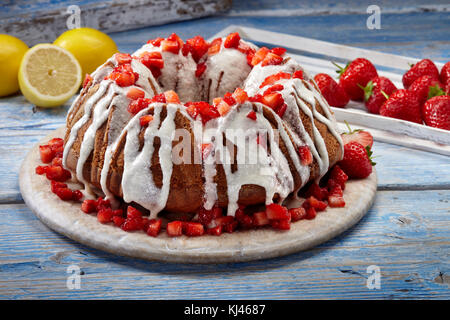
xmin=0 ymin=34 xmax=28 ymax=97
xmin=54 ymin=27 xmax=118 ymax=76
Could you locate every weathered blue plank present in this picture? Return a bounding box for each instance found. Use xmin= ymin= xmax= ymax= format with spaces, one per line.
xmin=0 ymin=190 xmax=448 ymax=299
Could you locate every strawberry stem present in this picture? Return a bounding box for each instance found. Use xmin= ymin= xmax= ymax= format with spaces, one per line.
xmin=380 ymin=90 xmax=390 ymax=100
xmin=332 ymin=61 xmax=348 ymax=79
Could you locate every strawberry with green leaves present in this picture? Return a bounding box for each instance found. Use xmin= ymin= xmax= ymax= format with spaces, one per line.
xmin=408 ymin=75 xmax=444 ymax=105
xmin=360 ymin=76 xmax=397 ymax=114
xmin=341 ymin=122 xmax=374 ymax=149
xmin=402 ymin=59 xmax=439 ymax=89
xmin=334 ymin=58 xmax=378 ymax=101
xmin=379 ymin=89 xmax=423 ymax=124
xmin=338 ymin=141 xmax=375 ymax=179
xmin=313 ymin=73 xmax=349 ymax=107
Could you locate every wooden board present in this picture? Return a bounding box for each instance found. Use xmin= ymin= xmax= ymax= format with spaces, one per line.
xmin=19 ymin=128 xmax=377 ymax=264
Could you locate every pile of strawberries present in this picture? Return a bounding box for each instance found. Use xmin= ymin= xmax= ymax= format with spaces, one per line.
xmin=35 ymin=138 xmax=82 ymax=201
xmin=314 ymin=58 xmax=450 ymax=131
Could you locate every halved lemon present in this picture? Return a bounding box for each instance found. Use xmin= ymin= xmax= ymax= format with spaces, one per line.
xmin=19 ymin=44 xmax=82 ymax=107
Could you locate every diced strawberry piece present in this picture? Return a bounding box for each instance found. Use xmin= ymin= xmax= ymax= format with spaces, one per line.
xmin=289 ymin=207 xmax=307 ymax=221
xmin=266 ymin=203 xmax=290 ymax=220
xmin=51 ymin=157 xmax=62 ymax=167
xmin=209 ymin=216 xmax=235 ymax=230
xmin=72 ymin=190 xmax=83 ymax=201
xmin=201 ymin=143 xmax=213 ymax=160
xmin=140 ymin=115 xmax=154 ymax=127
xmin=96 ymin=197 xmax=111 ymax=211
xmin=235 ymin=209 xmax=253 ymax=229
xmin=298 ymin=145 xmax=313 ymax=166
xmin=48 ymin=138 xmax=64 ymax=151
xmin=293 ymin=70 xmax=303 ymax=79
xmin=185 ymin=101 xmax=219 ymax=124
xmin=261 ymin=52 xmax=283 ymax=67
xmin=232 ymin=87 xmax=248 ymax=103
xmin=195 ymin=63 xmax=206 ymax=77
xmin=112 ymin=209 xmax=123 ymax=216
xmin=207 ymin=225 xmax=223 ymax=236
xmin=270 ymin=47 xmax=286 ymax=56
xmin=276 ymin=103 xmax=287 ymax=117
xmin=270 ymin=219 xmax=291 ymax=230
xmin=224 ymin=32 xmax=241 ymax=49
xmin=305 ymin=182 xmax=328 ymax=201
xmin=121 ymin=218 xmax=143 ymax=231
xmin=151 ymin=93 xmax=167 ymax=103
xmin=127 ymin=88 xmax=145 ymax=100
xmin=147 ymin=37 xmax=164 ymax=46
xmin=260 ymin=72 xmax=291 ymax=88
xmin=113 ymin=216 xmax=125 ymax=227
xmin=217 ymin=100 xmax=231 ymax=116
xmin=198 ymin=206 xmax=222 ymax=226
xmin=248 ymin=94 xmax=263 ymax=103
xmin=304 ymin=207 xmax=317 ymax=220
xmin=261 ymin=92 xmax=284 ymax=110
xmin=253 ymin=211 xmax=269 ymax=226
xmin=208 ymin=38 xmax=222 ymax=55
xmin=39 ymin=145 xmax=55 ymax=163
xmin=35 ymin=165 xmax=47 ymax=175
xmin=164 ymin=90 xmax=180 ymax=103
xmin=246 ymin=110 xmax=257 ymax=120
xmin=55 ymin=188 xmax=74 ymax=201
xmin=328 ymin=184 xmax=344 ymax=197
xmin=264 ymin=84 xmax=284 ymax=95
xmin=167 ymin=33 xmax=184 ymax=47
xmin=97 ymin=208 xmax=113 ymax=224
xmin=184 ymin=222 xmax=205 ymax=237
xmin=329 ymin=165 xmax=348 ymax=190
xmin=108 ymin=70 xmax=136 ymax=87
xmin=181 ymin=42 xmax=193 ymax=57
xmin=223 ymin=220 xmax=238 ymax=233
xmin=149 ymin=66 xmax=162 ymax=78
xmin=184 ymin=36 xmax=209 ymax=62
xmin=127 ymin=97 xmax=151 ymax=114
xmin=167 ymin=221 xmax=183 ymax=237
xmin=127 ymin=206 xmax=143 ymax=220
xmin=46 ymin=165 xmax=71 ymax=182
xmin=82 ymin=74 xmax=93 ymax=89
xmin=305 ymin=196 xmax=328 ymax=212
xmin=161 ymin=39 xmax=180 ymax=54
xmin=251 ymin=47 xmax=270 ymax=66
xmin=50 ymin=180 xmax=67 ymax=193
xmin=146 ymin=219 xmax=162 ymax=237
xmin=81 ymin=199 xmax=97 ymax=213
xmin=140 ymin=53 xmax=164 ymax=70
xmin=328 ymin=195 xmax=346 ymax=207
xmin=223 ymin=92 xmax=236 ymax=106
xmin=115 ymin=53 xmax=132 ymax=65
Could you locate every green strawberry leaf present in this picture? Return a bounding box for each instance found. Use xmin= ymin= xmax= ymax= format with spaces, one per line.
xmin=357 ymin=81 xmax=374 ymax=102
xmin=428 ymin=84 xmax=446 ymax=99
xmin=380 ymin=90 xmax=390 ymax=100
xmin=332 ymin=61 xmax=349 ymax=79
xmin=342 ymin=120 xmax=362 ymax=135
xmin=365 ymin=145 xmax=376 ymax=166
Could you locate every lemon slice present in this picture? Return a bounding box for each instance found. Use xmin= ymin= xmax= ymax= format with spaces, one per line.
xmin=19 ymin=44 xmax=82 ymax=107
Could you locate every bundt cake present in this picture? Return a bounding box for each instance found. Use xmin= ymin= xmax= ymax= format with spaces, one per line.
xmin=62 ymin=32 xmax=344 ymax=220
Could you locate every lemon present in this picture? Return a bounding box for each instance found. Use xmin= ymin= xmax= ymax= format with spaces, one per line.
xmin=0 ymin=34 xmax=29 ymax=97
xmin=18 ymin=44 xmax=82 ymax=107
xmin=54 ymin=28 xmax=118 ymax=76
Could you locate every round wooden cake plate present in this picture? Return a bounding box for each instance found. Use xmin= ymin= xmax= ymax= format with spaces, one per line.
xmin=20 ymin=127 xmax=377 ymax=264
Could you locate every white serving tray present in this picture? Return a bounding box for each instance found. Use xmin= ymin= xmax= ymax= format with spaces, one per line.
xmin=210 ymin=26 xmax=450 ymax=156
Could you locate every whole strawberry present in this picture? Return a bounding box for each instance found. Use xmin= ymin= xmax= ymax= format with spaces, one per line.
xmin=361 ymin=76 xmax=397 ymax=114
xmin=335 ymin=58 xmax=378 ymax=101
xmin=439 ymin=61 xmax=450 ymax=85
xmin=338 ymin=141 xmax=374 ymax=179
xmin=408 ymin=75 xmax=443 ymax=105
xmin=422 ymin=95 xmax=450 ymax=130
xmin=379 ymin=89 xmax=422 ymax=124
xmin=402 ymin=59 xmax=439 ymax=89
xmin=314 ymin=73 xmax=349 ymax=107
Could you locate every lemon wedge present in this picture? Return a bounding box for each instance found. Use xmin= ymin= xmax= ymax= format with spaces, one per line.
xmin=19 ymin=44 xmax=82 ymax=107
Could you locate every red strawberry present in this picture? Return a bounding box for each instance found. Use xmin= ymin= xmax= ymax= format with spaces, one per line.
xmin=147 ymin=37 xmax=164 ymax=47
xmin=127 ymin=98 xmax=151 ymax=114
xmin=379 ymin=89 xmax=422 ymax=124
xmin=146 ymin=219 xmax=162 ymax=237
xmin=112 ymin=216 xmax=125 ymax=227
xmin=408 ymin=75 xmax=443 ymax=105
xmin=195 ymin=63 xmax=206 ymax=77
xmin=261 ymin=92 xmax=284 ymax=110
xmin=402 ymin=59 xmax=439 ymax=89
xmin=127 ymin=88 xmax=145 ymax=100
xmin=304 ymin=182 xmax=328 ymax=201
xmin=82 ymin=74 xmax=93 ymax=89
xmin=198 ymin=206 xmax=222 ymax=226
xmin=167 ymin=221 xmax=183 ymax=237
xmin=260 ymin=72 xmax=291 ymax=88
xmin=314 ymin=73 xmax=349 ymax=107
xmin=127 ymin=206 xmax=143 ymax=220
xmin=121 ymin=218 xmax=143 ymax=231
xmin=39 ymin=145 xmax=55 ymax=163
xmin=184 ymin=222 xmax=204 ymax=237
xmin=246 ymin=110 xmax=257 ymax=120
xmin=251 ymin=47 xmax=270 ymax=66
xmin=304 ymin=196 xmax=328 ymax=212
xmin=335 ymin=58 xmax=378 ymax=101
xmin=440 ymin=62 xmax=450 ymax=85
xmin=115 ymin=53 xmax=132 ymax=65
xmin=270 ymin=219 xmax=291 ymax=230
xmin=422 ymin=95 xmax=450 ymax=130
xmin=361 ymin=76 xmax=397 ymax=114
xmin=253 ymin=211 xmax=270 ymax=226
xmin=184 ymin=36 xmax=209 ymax=62
xmin=341 ymin=123 xmax=373 ymax=149
xmin=266 ymin=203 xmax=289 ymax=220
xmin=289 ymin=207 xmax=307 ymax=221
xmin=328 ymin=165 xmax=348 ymax=190
xmin=224 ymin=32 xmax=241 ymax=49
xmin=208 ymin=38 xmax=222 ymax=55
xmin=328 ymin=194 xmax=346 ymax=208
xmin=293 ymin=70 xmax=303 ymax=79
xmin=297 ymin=145 xmax=313 ymax=166
xmin=338 ymin=141 xmax=374 ymax=179
xmin=81 ymin=199 xmax=97 ymax=213
xmin=97 ymin=209 xmax=114 ymax=224
xmin=261 ymin=52 xmax=283 ymax=67
xmin=207 ymin=225 xmax=223 ymax=236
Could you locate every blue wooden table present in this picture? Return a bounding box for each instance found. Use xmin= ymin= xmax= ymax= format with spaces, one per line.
xmin=1 ymin=1 xmax=449 ymax=299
